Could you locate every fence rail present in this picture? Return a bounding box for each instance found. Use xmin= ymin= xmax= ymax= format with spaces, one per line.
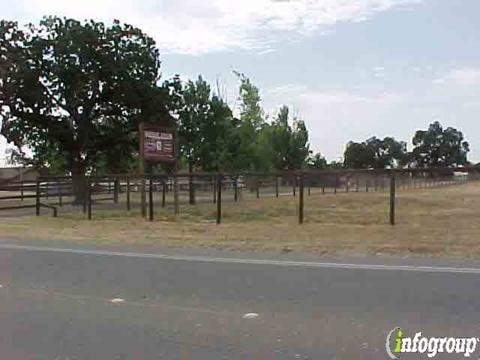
xmin=0 ymin=166 xmax=478 ymax=224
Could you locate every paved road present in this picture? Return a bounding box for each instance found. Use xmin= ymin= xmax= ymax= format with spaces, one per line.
xmin=0 ymin=243 xmax=480 ymax=359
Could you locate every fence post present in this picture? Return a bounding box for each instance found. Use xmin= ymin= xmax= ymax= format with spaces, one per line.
xmin=173 ymin=174 xmax=179 ymax=216
xmin=356 ymin=176 xmax=359 ymax=193
xmin=275 ymin=176 xmax=279 ymax=198
xmin=141 ymin=177 xmax=147 ymax=218
xmin=334 ymin=174 xmax=338 ymax=194
xmin=149 ymin=177 xmax=154 ymax=222
xmin=256 ymin=178 xmax=260 ymax=199
xmin=35 ymin=179 xmax=40 ymax=216
xmin=162 ymin=179 xmax=166 ymax=208
xmin=366 ymin=179 xmax=369 ymax=193
xmin=293 ymin=177 xmax=296 ymax=197
xmin=87 ymin=178 xmax=92 ymax=220
xmin=21 ymin=182 xmax=24 ymax=201
xmin=234 ymin=176 xmax=239 ymax=202
xmin=390 ymin=174 xmax=396 ymax=226
xmin=188 ymin=172 xmax=196 ymax=205
xmin=114 ymin=177 xmax=119 ymax=204
xmin=59 ymin=180 xmax=63 ymax=207
xmin=298 ymin=174 xmax=304 ymax=225
xmin=126 ymin=178 xmax=131 ymax=211
xmin=216 ymin=174 xmax=222 ymax=225
xmin=213 ymin=176 xmax=217 ymax=204
xmin=83 ymin=184 xmax=87 ymax=214
xmin=346 ymin=175 xmax=349 ymax=193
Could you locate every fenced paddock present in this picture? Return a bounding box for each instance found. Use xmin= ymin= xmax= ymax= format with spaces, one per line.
xmin=0 ymin=167 xmax=477 ymax=225
xmin=1 ymin=167 xmax=480 ymax=257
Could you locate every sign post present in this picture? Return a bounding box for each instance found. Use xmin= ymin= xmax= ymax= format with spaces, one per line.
xmin=139 ymin=123 xmax=146 ymax=217
xmin=139 ymin=123 xmax=177 ymax=217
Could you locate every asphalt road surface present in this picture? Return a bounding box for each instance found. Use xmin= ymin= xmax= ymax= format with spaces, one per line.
xmin=1 ymin=243 xmax=480 ymax=360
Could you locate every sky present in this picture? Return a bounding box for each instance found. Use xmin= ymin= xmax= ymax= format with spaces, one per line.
xmin=1 ymin=0 xmax=480 ymax=165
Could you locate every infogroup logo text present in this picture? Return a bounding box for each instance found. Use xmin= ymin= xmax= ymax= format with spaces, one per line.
xmin=386 ymin=328 xmax=479 ymax=359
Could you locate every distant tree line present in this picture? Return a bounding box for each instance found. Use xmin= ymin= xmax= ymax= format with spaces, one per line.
xmin=342 ymin=121 xmax=470 ymax=169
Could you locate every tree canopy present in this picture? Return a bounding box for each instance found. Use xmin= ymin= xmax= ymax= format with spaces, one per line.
xmin=410 ymin=121 xmax=470 ymax=167
xmin=0 ymin=17 xmax=170 ymax=199
xmin=344 ymin=137 xmax=407 ymax=169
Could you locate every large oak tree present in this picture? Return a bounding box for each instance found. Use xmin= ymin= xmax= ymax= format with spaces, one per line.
xmin=0 ymin=17 xmax=170 ymax=202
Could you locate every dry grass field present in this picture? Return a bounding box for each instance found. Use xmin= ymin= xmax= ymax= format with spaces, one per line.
xmin=0 ymin=181 xmax=479 ymax=258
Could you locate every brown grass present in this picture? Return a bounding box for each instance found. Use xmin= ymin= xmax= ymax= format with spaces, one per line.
xmin=1 ymin=182 xmax=479 ymax=258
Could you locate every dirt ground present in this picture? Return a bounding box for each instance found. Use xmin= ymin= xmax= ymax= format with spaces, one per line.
xmin=0 ymin=181 xmax=479 ymax=258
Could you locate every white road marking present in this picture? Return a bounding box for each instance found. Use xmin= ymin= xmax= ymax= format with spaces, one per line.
xmin=243 ymin=313 xmax=259 ymax=319
xmin=0 ymin=243 xmax=479 ymax=274
xmin=110 ymin=298 xmax=125 ymax=304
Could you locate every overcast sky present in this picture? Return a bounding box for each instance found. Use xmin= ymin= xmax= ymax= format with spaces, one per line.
xmin=1 ymin=0 xmax=480 ymax=165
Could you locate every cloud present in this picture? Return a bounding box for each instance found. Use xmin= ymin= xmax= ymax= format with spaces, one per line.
xmin=263 ymin=84 xmax=407 ymax=159
xmin=448 ymin=68 xmax=480 ymax=86
xmin=12 ymin=0 xmax=421 ymax=54
xmin=432 ymin=78 xmax=447 ymax=85
xmin=433 ymin=68 xmax=480 ymax=86
xmin=373 ymin=66 xmax=386 ymax=78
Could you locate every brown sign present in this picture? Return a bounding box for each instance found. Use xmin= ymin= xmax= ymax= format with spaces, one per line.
xmin=140 ymin=124 xmax=176 ymax=163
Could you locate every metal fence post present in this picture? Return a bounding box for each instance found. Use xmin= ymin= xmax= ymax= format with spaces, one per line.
xmin=256 ymin=178 xmax=260 ymax=199
xmin=299 ymin=174 xmax=304 ymax=225
xmin=35 ymin=179 xmax=40 ymax=216
xmin=149 ymin=177 xmax=154 ymax=222
xmin=216 ymin=174 xmax=222 ymax=225
xmin=390 ymin=174 xmax=396 ymax=226
xmin=334 ymin=174 xmax=338 ymax=194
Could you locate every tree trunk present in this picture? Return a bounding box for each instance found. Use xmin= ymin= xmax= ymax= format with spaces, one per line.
xmin=188 ymin=162 xmax=196 ymax=205
xmin=71 ymin=160 xmax=87 ymax=205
